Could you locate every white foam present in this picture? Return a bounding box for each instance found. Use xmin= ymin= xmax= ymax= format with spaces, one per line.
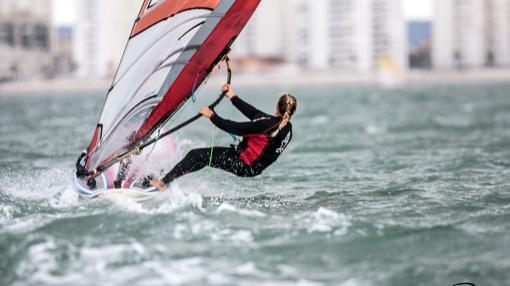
xmin=298 ymin=207 xmax=352 ymax=235
xmin=257 ymin=280 xmax=324 ymax=286
xmin=173 ymin=223 xmax=188 ymax=240
xmin=1 ymin=167 xmax=70 ymax=201
xmin=231 ymin=230 xmax=254 ymax=243
xmin=106 ymin=182 xmax=204 ymax=214
xmin=0 ymin=204 xmax=17 ymax=223
xmin=211 ymin=228 xmax=254 ymax=244
xmin=235 ymin=262 xmax=258 ymax=275
xmin=463 ymin=103 xmax=475 ymax=113
xmin=0 ymin=167 xmax=83 ymax=214
xmin=1 ymin=214 xmax=56 ymax=235
xmin=342 ymin=278 xmax=375 ymax=286
xmin=13 ymin=237 xmax=81 ymax=285
xmin=20 ymin=242 xmax=150 ymax=285
xmin=145 ymin=257 xmax=209 ymax=285
xmin=365 ymin=125 xmax=386 ymax=135
xmin=216 ymin=203 xmax=267 ymax=218
xmin=48 ymin=187 xmax=80 ymax=208
xmin=90 ymin=135 xmax=216 ymax=214
xmin=206 ymin=273 xmax=233 ymax=285
xmin=130 ymin=136 xmax=206 ymax=181
xmin=308 ymin=115 xmax=329 ymax=126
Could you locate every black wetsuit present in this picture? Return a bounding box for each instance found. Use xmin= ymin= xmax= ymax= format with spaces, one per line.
xmin=162 ymin=96 xmax=293 ymax=184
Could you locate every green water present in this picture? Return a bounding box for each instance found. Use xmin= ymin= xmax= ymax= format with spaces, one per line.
xmin=0 ymin=82 xmax=509 ymax=286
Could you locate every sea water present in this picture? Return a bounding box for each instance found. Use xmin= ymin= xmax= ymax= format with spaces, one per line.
xmin=0 ymin=82 xmax=509 ymax=286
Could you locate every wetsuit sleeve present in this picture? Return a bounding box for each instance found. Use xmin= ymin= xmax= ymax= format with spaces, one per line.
xmin=210 ymin=113 xmax=277 ymax=136
xmin=231 ymin=96 xmax=269 ymax=120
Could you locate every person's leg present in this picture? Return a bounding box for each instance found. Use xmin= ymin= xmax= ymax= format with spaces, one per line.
xmin=162 ymin=147 xmax=238 ymax=184
xmin=208 ymin=147 xmax=251 ymax=176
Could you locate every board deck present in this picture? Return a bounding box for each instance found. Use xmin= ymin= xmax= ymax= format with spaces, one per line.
xmin=74 ymin=174 xmax=159 ymax=202
xmin=88 ymin=188 xmax=159 ymax=203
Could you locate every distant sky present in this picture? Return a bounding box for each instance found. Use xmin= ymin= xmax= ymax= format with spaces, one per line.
xmin=52 ymin=0 xmax=433 ymax=25
xmin=404 ymin=0 xmax=433 ymax=20
xmin=52 ymin=0 xmax=76 ymax=25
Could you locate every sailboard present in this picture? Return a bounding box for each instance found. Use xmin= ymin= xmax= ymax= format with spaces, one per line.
xmin=74 ymin=0 xmax=261 ymax=199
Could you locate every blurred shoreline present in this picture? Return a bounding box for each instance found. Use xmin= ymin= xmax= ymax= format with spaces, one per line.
xmin=0 ymin=69 xmax=509 ymax=95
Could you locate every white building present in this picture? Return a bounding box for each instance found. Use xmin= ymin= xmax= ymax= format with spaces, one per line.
xmin=0 ymin=0 xmax=52 ymax=19
xmin=487 ymin=0 xmax=510 ymax=67
xmin=235 ymin=0 xmax=406 ymax=73
xmin=0 ymin=0 xmax=53 ymax=80
xmin=328 ymin=0 xmax=373 ymax=71
xmin=73 ymin=0 xmax=408 ymax=76
xmin=296 ymin=0 xmax=332 ymax=70
xmin=372 ymin=0 xmax=407 ymax=72
xmin=74 ymin=0 xmax=140 ymax=79
xmin=233 ymin=0 xmax=299 ymax=71
xmin=433 ymin=0 xmax=487 ymax=69
xmin=235 ymin=1 xmax=286 ymax=59
xmin=432 ymin=0 xmax=510 ymax=69
xmin=295 ymin=0 xmax=406 ymax=73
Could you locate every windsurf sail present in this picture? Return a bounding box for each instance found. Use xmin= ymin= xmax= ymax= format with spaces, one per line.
xmin=78 ymin=0 xmax=261 ymax=177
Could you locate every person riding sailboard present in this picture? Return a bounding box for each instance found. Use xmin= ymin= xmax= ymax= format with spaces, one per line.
xmin=74 ymin=0 xmax=274 ymax=198
xmin=149 ymin=84 xmax=297 ymax=192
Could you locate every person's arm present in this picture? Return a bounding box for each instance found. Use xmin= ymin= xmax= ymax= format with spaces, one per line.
xmin=222 ymin=84 xmax=268 ymax=120
xmin=210 ymin=113 xmax=276 ymax=136
xmin=231 ymin=96 xmax=268 ymax=120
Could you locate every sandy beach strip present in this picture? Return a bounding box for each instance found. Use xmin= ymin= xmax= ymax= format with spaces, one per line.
xmin=1 ymin=69 xmax=509 ymax=95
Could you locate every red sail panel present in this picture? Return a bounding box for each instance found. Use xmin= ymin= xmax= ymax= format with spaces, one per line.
xmin=133 ymin=0 xmax=221 ymax=37
xmin=136 ymin=0 xmax=261 ymax=140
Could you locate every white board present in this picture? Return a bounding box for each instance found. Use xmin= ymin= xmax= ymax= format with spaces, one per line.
xmin=91 ymin=188 xmax=160 ymax=203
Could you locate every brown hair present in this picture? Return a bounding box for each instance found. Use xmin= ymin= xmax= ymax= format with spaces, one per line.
xmin=273 ymin=93 xmax=297 ymax=136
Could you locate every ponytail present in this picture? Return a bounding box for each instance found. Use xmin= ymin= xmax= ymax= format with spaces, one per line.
xmin=272 ymin=93 xmax=297 ymax=137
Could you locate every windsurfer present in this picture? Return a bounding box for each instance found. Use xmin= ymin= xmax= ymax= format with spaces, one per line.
xmin=150 ymin=84 xmax=297 ymax=191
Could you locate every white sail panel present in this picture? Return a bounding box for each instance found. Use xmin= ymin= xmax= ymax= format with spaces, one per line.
xmin=88 ymin=9 xmax=215 ymax=170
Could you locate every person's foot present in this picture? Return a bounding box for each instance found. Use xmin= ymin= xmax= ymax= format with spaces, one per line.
xmin=150 ymin=178 xmax=168 ymax=192
xmin=141 ymin=176 xmax=153 ymax=188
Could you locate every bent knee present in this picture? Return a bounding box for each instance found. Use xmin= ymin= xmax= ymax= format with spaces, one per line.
xmin=185 ymin=148 xmax=208 ymax=158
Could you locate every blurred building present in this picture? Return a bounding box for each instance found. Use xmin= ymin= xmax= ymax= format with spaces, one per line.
xmin=234 ymin=0 xmax=406 ymax=74
xmin=71 ymin=0 xmax=410 ymax=77
xmin=372 ymin=0 xmax=407 ymax=73
xmin=433 ymin=0 xmax=510 ymax=69
xmin=235 ymin=1 xmax=285 ymax=59
xmin=433 ymin=0 xmax=486 ymax=69
xmin=408 ymin=21 xmax=432 ymax=69
xmin=53 ymin=26 xmax=75 ymax=77
xmin=233 ymin=0 xmax=298 ymax=72
xmin=296 ymin=0 xmax=372 ymax=71
xmin=486 ymin=0 xmax=510 ymax=67
xmin=0 ymin=0 xmax=53 ymax=82
xmin=74 ymin=0 xmax=140 ymax=79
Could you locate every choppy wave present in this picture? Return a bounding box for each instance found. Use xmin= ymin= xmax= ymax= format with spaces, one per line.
xmin=2 ymin=84 xmax=510 ymax=285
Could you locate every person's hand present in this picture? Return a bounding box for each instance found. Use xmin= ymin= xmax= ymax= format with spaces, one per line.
xmin=222 ymin=84 xmax=236 ymax=99
xmin=199 ymin=107 xmax=214 ymax=118
xmin=150 ymin=178 xmax=167 ymax=192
